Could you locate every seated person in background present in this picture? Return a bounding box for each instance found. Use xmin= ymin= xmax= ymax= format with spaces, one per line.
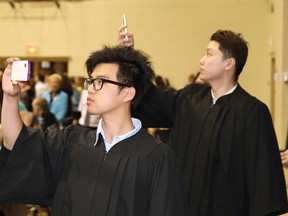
xmin=31 ymin=97 xmax=58 ymax=131
xmin=61 ymin=111 xmax=81 ymax=128
xmin=0 ymin=46 xmax=188 ymax=216
xmin=69 ymin=76 xmax=81 ymax=114
xmin=42 ymin=73 xmax=69 ymax=125
xmin=34 ymin=71 xmax=48 ymax=98
xmin=19 ymin=80 xmax=35 ymax=112
xmin=19 ymin=100 xmax=33 ymax=127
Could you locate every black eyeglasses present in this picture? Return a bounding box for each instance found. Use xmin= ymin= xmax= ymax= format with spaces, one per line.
xmin=84 ymin=78 xmax=131 ymax=91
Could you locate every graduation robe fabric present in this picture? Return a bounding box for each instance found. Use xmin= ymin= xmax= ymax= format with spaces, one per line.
xmin=0 ymin=126 xmax=188 ymax=216
xmin=132 ymin=83 xmax=288 ymax=216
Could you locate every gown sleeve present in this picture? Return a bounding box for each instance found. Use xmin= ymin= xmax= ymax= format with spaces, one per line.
xmin=132 ymin=83 xmax=207 ymax=129
xmin=0 ymin=125 xmax=69 ymax=205
xmin=147 ymin=144 xmax=188 ymax=216
xmin=244 ymin=100 xmax=288 ymax=216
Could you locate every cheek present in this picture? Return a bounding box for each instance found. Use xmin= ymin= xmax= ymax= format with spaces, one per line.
xmin=208 ymin=59 xmax=224 ymax=71
xmin=50 ymin=85 xmax=58 ymax=90
xmin=89 ymin=91 xmax=121 ymax=113
xmin=33 ymin=108 xmax=40 ymax=115
xmin=103 ymin=91 xmax=122 ymax=107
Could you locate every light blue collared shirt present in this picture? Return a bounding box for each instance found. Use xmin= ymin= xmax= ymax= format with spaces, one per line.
xmin=95 ymin=118 xmax=142 ymax=152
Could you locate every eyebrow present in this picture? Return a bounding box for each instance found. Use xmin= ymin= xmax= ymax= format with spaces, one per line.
xmin=90 ymin=75 xmax=109 ymax=79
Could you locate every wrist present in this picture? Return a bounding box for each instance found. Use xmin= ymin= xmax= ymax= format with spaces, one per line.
xmin=3 ymin=93 xmax=19 ymax=103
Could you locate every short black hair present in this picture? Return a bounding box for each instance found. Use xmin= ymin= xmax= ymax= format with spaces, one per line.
xmin=211 ymin=30 xmax=249 ymax=81
xmin=85 ymin=46 xmax=155 ymax=108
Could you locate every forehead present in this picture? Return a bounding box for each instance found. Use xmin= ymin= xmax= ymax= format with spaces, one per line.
xmin=48 ymin=77 xmax=61 ymax=84
xmin=92 ymin=63 xmax=119 ymax=77
xmin=206 ymin=40 xmax=221 ymax=53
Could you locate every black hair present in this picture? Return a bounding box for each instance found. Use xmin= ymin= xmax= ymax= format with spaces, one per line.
xmin=38 ymin=72 xmax=46 ymax=82
xmin=155 ymin=75 xmax=166 ymax=90
xmin=85 ymin=46 xmax=155 ymax=108
xmin=211 ymin=30 xmax=249 ymax=81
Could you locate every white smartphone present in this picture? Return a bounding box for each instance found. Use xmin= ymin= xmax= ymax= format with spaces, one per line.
xmin=122 ymin=14 xmax=128 ymax=39
xmin=11 ymin=60 xmax=31 ymax=81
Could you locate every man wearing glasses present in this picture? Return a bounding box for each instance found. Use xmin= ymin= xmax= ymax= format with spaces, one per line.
xmin=0 ymin=46 xmax=188 ymax=216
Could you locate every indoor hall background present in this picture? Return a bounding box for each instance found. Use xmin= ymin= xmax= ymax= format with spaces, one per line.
xmin=0 ymin=0 xmax=286 ymax=155
xmin=0 ymin=1 xmax=287 ymax=214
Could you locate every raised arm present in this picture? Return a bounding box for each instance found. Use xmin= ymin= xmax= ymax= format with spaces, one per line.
xmin=1 ymin=58 xmax=24 ymax=150
xmin=118 ymin=24 xmax=134 ymax=47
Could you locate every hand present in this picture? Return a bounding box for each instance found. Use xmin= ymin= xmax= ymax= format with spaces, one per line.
xmin=280 ymin=149 xmax=288 ymax=168
xmin=2 ymin=57 xmax=24 ymax=97
xmin=118 ymin=24 xmax=134 ymax=47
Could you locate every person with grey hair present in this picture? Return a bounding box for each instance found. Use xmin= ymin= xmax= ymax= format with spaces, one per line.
xmin=42 ymin=73 xmax=69 ymax=125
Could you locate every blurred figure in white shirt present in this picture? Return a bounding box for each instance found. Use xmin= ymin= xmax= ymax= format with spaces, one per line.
xmin=34 ymin=72 xmax=47 ymax=98
xmin=78 ymin=89 xmax=100 ymax=129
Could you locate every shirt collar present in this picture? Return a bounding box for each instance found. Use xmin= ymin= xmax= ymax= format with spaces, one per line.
xmin=95 ymin=118 xmax=142 ymax=151
xmin=211 ymin=83 xmax=238 ymax=104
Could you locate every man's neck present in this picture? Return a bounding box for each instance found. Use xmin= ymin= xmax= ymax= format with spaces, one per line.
xmin=101 ymin=114 xmax=134 ymax=144
xmin=210 ymin=80 xmax=237 ymax=100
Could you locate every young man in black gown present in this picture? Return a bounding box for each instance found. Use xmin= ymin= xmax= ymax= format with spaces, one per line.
xmin=0 ymin=46 xmax=188 ymax=216
xmin=119 ymin=26 xmax=288 ymax=216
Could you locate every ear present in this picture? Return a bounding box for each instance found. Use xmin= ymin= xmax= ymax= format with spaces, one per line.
xmin=225 ymin=58 xmax=236 ymax=71
xmin=122 ymin=87 xmax=136 ymax=103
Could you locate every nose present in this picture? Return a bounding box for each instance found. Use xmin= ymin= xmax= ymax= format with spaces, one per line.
xmin=199 ymin=56 xmax=205 ymax=65
xmin=87 ymin=84 xmax=96 ymax=94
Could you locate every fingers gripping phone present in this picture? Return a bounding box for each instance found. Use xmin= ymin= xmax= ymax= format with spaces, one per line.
xmin=11 ymin=60 xmax=31 ymax=81
xmin=122 ymin=14 xmax=128 ymax=39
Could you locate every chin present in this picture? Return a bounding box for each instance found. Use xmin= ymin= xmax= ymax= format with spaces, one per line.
xmin=90 ymin=110 xmax=100 ymax=115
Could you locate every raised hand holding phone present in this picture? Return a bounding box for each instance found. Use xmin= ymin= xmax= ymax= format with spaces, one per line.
xmin=122 ymin=14 xmax=128 ymax=39
xmin=119 ymin=14 xmax=134 ymax=47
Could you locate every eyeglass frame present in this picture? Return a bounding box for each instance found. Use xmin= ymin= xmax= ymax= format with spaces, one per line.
xmin=84 ymin=77 xmax=131 ymax=91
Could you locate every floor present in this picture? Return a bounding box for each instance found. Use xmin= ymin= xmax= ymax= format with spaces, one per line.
xmin=0 ymin=204 xmax=50 ymax=216
xmin=1 ymin=202 xmax=288 ymax=215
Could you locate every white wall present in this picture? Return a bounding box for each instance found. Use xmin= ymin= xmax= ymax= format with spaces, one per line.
xmin=0 ymin=0 xmax=286 ymax=143
xmin=0 ymin=0 xmax=271 ymax=90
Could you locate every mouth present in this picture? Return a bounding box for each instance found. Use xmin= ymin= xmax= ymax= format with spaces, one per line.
xmin=86 ymin=97 xmax=94 ymax=105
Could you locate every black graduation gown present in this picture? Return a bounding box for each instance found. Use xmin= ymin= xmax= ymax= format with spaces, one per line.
xmin=132 ymin=83 xmax=288 ymax=216
xmin=0 ymin=125 xmax=188 ymax=216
